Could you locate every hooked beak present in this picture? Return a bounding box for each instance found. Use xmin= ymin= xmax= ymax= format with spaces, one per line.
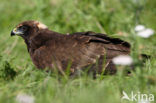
xmin=11 ymin=28 xmax=24 ymax=36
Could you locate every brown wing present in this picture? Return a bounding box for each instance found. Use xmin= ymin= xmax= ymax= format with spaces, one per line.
xmin=47 ymin=34 xmax=106 ymax=71
xmin=70 ymin=31 xmax=131 ymax=74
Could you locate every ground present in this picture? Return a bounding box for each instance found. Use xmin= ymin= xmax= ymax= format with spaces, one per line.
xmin=0 ymin=0 xmax=156 ymax=103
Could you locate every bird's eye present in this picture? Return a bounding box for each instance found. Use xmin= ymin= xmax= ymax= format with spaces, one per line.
xmin=19 ymin=26 xmax=28 ymax=31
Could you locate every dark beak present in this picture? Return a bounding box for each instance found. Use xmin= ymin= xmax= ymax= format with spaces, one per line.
xmin=10 ymin=28 xmax=24 ymax=37
xmin=11 ymin=31 xmax=15 ymax=36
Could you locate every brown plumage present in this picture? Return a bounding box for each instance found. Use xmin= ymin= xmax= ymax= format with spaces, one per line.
xmin=11 ymin=20 xmax=131 ymax=76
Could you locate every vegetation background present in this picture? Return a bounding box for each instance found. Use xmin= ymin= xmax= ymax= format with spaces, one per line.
xmin=0 ymin=0 xmax=156 ymax=103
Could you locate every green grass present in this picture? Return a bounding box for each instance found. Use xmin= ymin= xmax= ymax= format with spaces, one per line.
xmin=0 ymin=0 xmax=156 ymax=103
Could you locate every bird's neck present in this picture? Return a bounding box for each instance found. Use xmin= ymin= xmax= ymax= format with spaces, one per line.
xmin=24 ymin=30 xmax=64 ymax=53
xmin=24 ymin=38 xmax=41 ymax=53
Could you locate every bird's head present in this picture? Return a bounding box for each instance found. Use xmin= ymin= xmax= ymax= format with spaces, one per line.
xmin=11 ymin=20 xmax=48 ymax=39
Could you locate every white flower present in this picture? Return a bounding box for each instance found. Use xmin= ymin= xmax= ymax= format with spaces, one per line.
xmin=16 ymin=93 xmax=34 ymax=103
xmin=137 ymin=28 xmax=154 ymax=38
xmin=134 ymin=25 xmax=155 ymax=38
xmin=112 ymin=55 xmax=133 ymax=65
xmin=135 ymin=25 xmax=145 ymax=32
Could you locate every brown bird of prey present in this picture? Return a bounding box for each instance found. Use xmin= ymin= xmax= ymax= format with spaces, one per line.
xmin=11 ymin=20 xmax=131 ymax=76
